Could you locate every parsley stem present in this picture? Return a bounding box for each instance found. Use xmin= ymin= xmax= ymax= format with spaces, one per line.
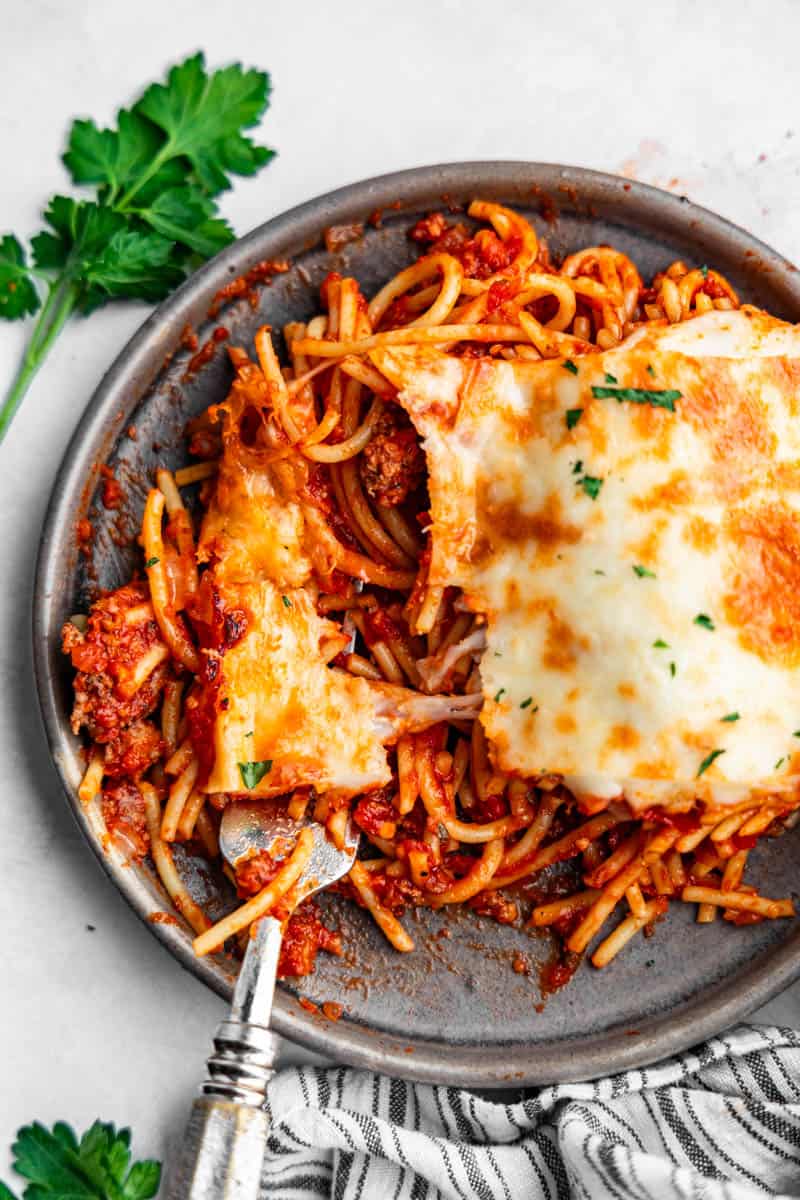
xmin=0 ymin=275 xmax=78 ymax=441
xmin=115 ymin=138 xmax=176 ymax=213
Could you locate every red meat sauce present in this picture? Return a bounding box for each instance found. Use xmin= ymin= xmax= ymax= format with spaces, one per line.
xmin=62 ymin=581 xmax=169 ymax=776
xmin=99 ymin=465 xmax=124 ymax=511
xmin=360 ymin=408 xmax=425 ymax=507
xmin=408 ymin=212 xmax=521 ymax=281
xmin=102 ymin=781 xmax=149 ymax=861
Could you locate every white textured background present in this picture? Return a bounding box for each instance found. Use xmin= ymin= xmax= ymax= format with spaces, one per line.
xmin=3 ymin=0 xmax=800 ymax=1180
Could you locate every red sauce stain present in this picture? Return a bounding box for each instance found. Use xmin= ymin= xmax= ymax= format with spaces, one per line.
xmin=149 ymin=911 xmax=180 ymax=927
xmin=322 ymin=1001 xmax=343 ymax=1021
xmin=185 ymin=326 xmax=229 ymax=378
xmin=208 ymin=259 xmax=291 ymax=318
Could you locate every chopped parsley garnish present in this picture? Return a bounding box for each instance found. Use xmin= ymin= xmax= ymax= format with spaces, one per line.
xmin=281 ymin=594 xmax=292 ymax=608
xmin=633 ymin=564 xmax=656 ymax=578
xmin=653 ymin=639 xmax=669 ymax=649
xmin=594 ymin=569 xmax=606 ymax=576
xmin=700 ymin=264 xmax=709 ymax=279
xmin=604 ymin=371 xmax=618 ymax=384
xmin=572 ymin=459 xmax=584 ymax=475
xmin=669 ymin=661 xmax=676 ymax=676
xmin=520 ymin=697 xmax=535 ymax=709
xmin=775 ymin=756 xmax=786 ymax=770
xmin=720 ymin=712 xmax=740 ymax=723
xmin=562 ymin=359 xmax=579 ymax=375
xmin=579 ymin=474 xmax=604 ymax=501
xmin=697 ymin=748 xmax=725 ymax=777
xmin=494 ymin=688 xmax=506 ymax=702
xmin=237 ymin=759 xmax=273 ymax=789
xmin=646 ymin=364 xmax=655 ymax=377
xmin=144 ymin=556 xmax=159 ymax=567
xmin=794 ymin=730 xmax=800 ymax=738
xmin=565 ymin=407 xmax=583 ymax=430
xmin=244 ymin=730 xmax=254 ymax=738
xmin=694 ymin=613 xmax=715 ymax=631
xmin=591 ymin=385 xmax=681 ymax=411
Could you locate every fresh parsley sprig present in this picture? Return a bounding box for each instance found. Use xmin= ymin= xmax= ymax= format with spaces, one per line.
xmin=0 ymin=1119 xmax=160 ymax=1200
xmin=0 ymin=52 xmax=275 ymax=442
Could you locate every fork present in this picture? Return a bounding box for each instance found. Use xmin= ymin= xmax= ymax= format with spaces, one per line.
xmin=167 ymin=801 xmax=359 ymax=1199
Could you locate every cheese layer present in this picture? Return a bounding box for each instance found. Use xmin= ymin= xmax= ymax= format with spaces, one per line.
xmin=372 ymin=309 xmax=800 ymax=811
xmin=206 ymin=579 xmax=392 ymax=798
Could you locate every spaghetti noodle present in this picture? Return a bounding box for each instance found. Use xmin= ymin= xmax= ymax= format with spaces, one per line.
xmin=63 ymin=199 xmax=798 ymax=989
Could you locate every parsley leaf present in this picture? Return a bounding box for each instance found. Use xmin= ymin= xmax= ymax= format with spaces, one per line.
xmin=669 ymin=661 xmax=676 ymax=676
xmin=0 ymin=53 xmax=275 ymax=442
xmin=0 ymin=236 xmax=40 ymax=319
xmin=697 ymin=748 xmax=725 ymax=777
xmin=238 ymin=760 xmax=273 ymax=789
xmin=494 ymin=688 xmax=506 ymax=702
xmin=520 ymin=697 xmax=536 ymax=709
xmin=565 ymin=408 xmax=583 ymax=430
xmin=281 ymin=594 xmax=292 ymax=608
xmin=572 ymin=459 xmax=583 ymax=475
xmin=6 ymin=1119 xmax=160 ymax=1200
xmin=653 ymin=639 xmax=669 ymax=648
xmin=604 ymin=371 xmax=618 ymax=384
xmin=694 ymin=613 xmax=715 ymax=631
xmin=633 ymin=564 xmax=656 ymax=578
xmin=591 ymin=385 xmax=681 ymax=411
xmin=794 ymin=731 xmax=800 ymax=738
xmin=721 ymin=712 xmax=740 ymax=722
xmin=700 ymin=264 xmax=709 ymax=279
xmin=579 ymin=474 xmax=604 ymax=500
xmin=775 ymin=757 xmax=786 ymax=771
xmin=562 ymin=359 xmax=578 ymax=375
xmin=144 ymin=556 xmax=159 ymax=568
xmin=646 ymin=364 xmax=655 ymax=377
xmin=134 ymin=53 xmax=274 ymax=195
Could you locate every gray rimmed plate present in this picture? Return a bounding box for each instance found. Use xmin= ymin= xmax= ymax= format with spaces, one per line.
xmin=32 ymin=162 xmax=800 ymax=1087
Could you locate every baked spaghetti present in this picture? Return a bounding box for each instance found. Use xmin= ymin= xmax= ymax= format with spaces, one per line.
xmin=63 ymin=200 xmax=799 ymax=987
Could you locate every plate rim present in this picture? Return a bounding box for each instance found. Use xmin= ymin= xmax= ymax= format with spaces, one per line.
xmin=32 ymin=160 xmax=800 ymax=1086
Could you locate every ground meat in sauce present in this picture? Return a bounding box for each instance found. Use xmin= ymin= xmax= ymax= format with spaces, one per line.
xmin=234 ymin=849 xmax=282 ymax=897
xmin=277 ymin=900 xmax=343 ymax=977
xmin=469 ymin=889 xmax=518 ymax=924
xmin=353 ymin=787 xmax=398 ymax=840
xmin=62 ymin=582 xmax=170 ymax=745
xmin=102 ymin=720 xmax=163 ymax=779
xmin=102 ymin=782 xmax=149 ymax=860
xmin=360 ymin=408 xmax=425 ymax=507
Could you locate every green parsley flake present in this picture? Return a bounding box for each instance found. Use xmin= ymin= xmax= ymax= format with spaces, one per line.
xmin=565 ymin=408 xmax=583 ymax=430
xmin=697 ymin=748 xmax=725 ymax=777
xmin=579 ymin=475 xmax=604 ymax=500
xmin=694 ymin=613 xmax=715 ymax=631
xmin=144 ymin=556 xmax=159 ymax=567
xmin=237 ymin=760 xmax=273 ymax=789
xmin=494 ymin=688 xmax=506 ymax=702
xmin=591 ymin=385 xmax=681 ymax=411
xmin=244 ymin=731 xmax=254 ymax=738
xmin=794 ymin=730 xmax=800 ymax=738
xmin=669 ymin=661 xmax=677 ymax=676
xmin=720 ymin=712 xmax=740 ymax=723
xmin=776 ymin=757 xmax=786 ymax=770
xmin=562 ymin=359 xmax=579 ymax=375
xmin=700 ymin=264 xmax=709 ymax=279
xmin=281 ymin=594 xmax=292 ymax=608
xmin=653 ymin=639 xmax=669 ymax=649
xmin=646 ymin=364 xmax=655 ymax=377
xmin=520 ymin=697 xmax=535 ymax=709
xmin=594 ymin=569 xmax=606 ymax=576
xmin=633 ymin=564 xmax=656 ymax=578
xmin=572 ymin=459 xmax=584 ymax=475
xmin=604 ymin=371 xmax=618 ymax=384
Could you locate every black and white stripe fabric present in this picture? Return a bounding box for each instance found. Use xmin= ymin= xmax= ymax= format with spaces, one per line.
xmin=263 ymin=1024 xmax=800 ymax=1199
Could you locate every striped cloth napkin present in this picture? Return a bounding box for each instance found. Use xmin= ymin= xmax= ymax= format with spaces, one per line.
xmin=263 ymin=1024 xmax=800 ymax=1199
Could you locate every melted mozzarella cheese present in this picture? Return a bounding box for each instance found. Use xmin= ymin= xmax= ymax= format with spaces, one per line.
xmin=206 ymin=580 xmax=393 ymax=798
xmin=372 ymin=309 xmax=800 ymax=812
